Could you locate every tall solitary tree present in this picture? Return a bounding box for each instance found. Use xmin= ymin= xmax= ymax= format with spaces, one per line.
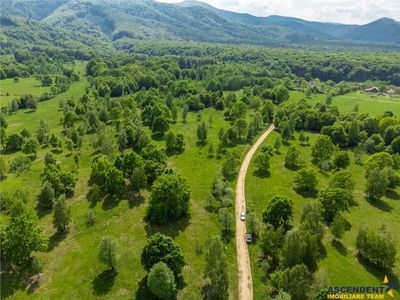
xmin=219 ymin=207 xmax=234 ymax=233
xmin=98 ymin=236 xmax=119 ymax=270
xmin=254 ymin=152 xmax=271 ymax=174
xmin=53 ymin=194 xmax=71 ymax=233
xmin=197 ymin=121 xmax=208 ymax=143
xmin=38 ymin=181 xmax=55 ymax=209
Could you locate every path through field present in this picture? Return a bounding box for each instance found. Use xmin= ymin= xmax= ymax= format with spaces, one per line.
xmin=236 ymin=124 xmax=275 ymax=300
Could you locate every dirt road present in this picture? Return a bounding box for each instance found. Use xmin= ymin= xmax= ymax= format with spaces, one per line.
xmin=236 ymin=124 xmax=275 ymax=300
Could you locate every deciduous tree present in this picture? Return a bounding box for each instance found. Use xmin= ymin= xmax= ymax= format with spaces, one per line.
xmin=53 ymin=194 xmax=71 ymax=233
xmin=279 ymin=264 xmax=312 ymax=300
xmin=294 ymin=168 xmax=318 ymax=191
xmin=285 ymin=146 xmax=303 ymax=168
xmin=332 ymin=151 xmax=350 ymax=169
xmin=38 ymin=181 xmax=55 ymax=209
xmin=105 ymin=167 xmax=125 ymax=195
xmin=141 ymin=233 xmax=186 ymax=277
xmin=311 ymin=135 xmax=334 ymax=161
xmin=98 ymin=236 xmax=119 ymax=270
xmin=2 ymin=202 xmax=48 ymax=267
xmin=329 ymin=170 xmax=355 ymax=195
xmin=147 ymin=262 xmax=176 ymax=299
xmin=146 ymin=173 xmax=190 ymax=224
xmin=330 ymin=214 xmax=345 ymax=240
xmin=22 ymin=137 xmax=39 ymax=157
xmin=219 ymin=207 xmax=234 ymax=232
xmin=254 ymin=151 xmax=271 ymax=174
xmin=262 ymin=196 xmax=293 ymax=230
xmin=318 ymin=188 xmax=349 ymax=223
xmin=204 ymin=236 xmax=229 ymax=300
xmin=365 ymin=167 xmax=389 ymax=201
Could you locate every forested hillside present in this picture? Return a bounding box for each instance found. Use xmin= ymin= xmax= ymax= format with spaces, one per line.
xmin=1 ymin=0 xmax=400 ymax=49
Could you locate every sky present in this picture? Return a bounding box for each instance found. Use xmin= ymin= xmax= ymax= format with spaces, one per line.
xmin=155 ymin=0 xmax=400 ymax=25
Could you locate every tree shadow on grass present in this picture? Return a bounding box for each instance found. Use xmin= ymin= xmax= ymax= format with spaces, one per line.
xmin=318 ymin=170 xmax=330 ymax=178
xmin=135 ymin=276 xmax=158 ymax=300
xmin=92 ymin=269 xmax=118 ymax=296
xmin=331 ymin=240 xmax=348 ymax=256
xmin=318 ymin=243 xmax=328 ymax=260
xmin=151 ymin=133 xmax=164 ymax=142
xmin=175 ymin=275 xmax=187 ymax=291
xmin=221 ymin=230 xmax=235 ymax=244
xmin=50 ymin=149 xmax=63 ymax=154
xmin=0 ymin=264 xmax=37 ymax=299
xmin=357 ymin=255 xmax=400 ymax=294
xmin=144 ymin=215 xmax=191 ymax=239
xmin=348 ymin=196 xmax=359 ymax=207
xmin=26 ymin=274 xmax=40 ymax=295
xmin=204 ymin=205 xmax=218 ymax=213
xmin=252 ymin=170 xmax=271 ymax=179
xmin=386 ymin=189 xmax=400 ymax=200
xmin=101 ymin=194 xmax=121 ymax=211
xmin=284 ymin=164 xmax=302 ymax=172
xmin=196 ymin=141 xmax=207 ymax=148
xmin=367 ymin=198 xmax=393 ymax=212
xmin=47 ymin=230 xmax=67 ymax=252
xmin=343 ymin=218 xmax=352 ymax=231
xmin=293 ymin=188 xmax=318 ymax=199
xmin=127 ymin=194 xmax=145 ymax=209
xmin=36 ymin=205 xmax=52 ymax=219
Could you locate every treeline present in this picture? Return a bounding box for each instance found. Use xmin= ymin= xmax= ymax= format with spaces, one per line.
xmin=115 ymin=40 xmax=400 ymax=85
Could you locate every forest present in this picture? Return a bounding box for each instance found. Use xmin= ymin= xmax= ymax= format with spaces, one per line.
xmin=1 ymin=7 xmax=400 ymax=300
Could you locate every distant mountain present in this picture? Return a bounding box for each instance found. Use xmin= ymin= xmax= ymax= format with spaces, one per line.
xmin=0 ymin=15 xmax=114 ymax=59
xmin=1 ymin=0 xmax=68 ymax=21
xmin=1 ymin=0 xmax=399 ymax=49
xmin=342 ymin=18 xmax=400 ymax=44
xmin=178 ymin=0 xmax=400 ymax=44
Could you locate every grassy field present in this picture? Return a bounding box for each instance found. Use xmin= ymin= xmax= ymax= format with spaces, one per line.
xmin=1 ymin=69 xmax=263 ymax=298
xmin=289 ymin=90 xmax=400 ymax=116
xmin=245 ymin=130 xmax=400 ymax=299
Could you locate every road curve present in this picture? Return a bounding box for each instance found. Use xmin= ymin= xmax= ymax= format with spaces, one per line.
xmin=236 ymin=124 xmax=275 ymax=300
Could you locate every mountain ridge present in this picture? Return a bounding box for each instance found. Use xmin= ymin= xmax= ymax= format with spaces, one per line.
xmin=1 ymin=0 xmax=400 ymax=48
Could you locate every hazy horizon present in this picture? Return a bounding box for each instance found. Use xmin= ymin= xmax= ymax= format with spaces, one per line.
xmin=156 ymin=0 xmax=399 ymax=25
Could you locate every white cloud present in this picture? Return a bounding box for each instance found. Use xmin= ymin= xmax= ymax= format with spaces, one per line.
xmin=156 ymin=0 xmax=400 ymax=24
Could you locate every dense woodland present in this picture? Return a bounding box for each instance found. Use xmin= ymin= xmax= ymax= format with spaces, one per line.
xmin=1 ymin=4 xmax=400 ymax=300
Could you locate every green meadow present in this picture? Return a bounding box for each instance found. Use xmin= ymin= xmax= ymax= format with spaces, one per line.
xmin=289 ymin=90 xmax=400 ymax=116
